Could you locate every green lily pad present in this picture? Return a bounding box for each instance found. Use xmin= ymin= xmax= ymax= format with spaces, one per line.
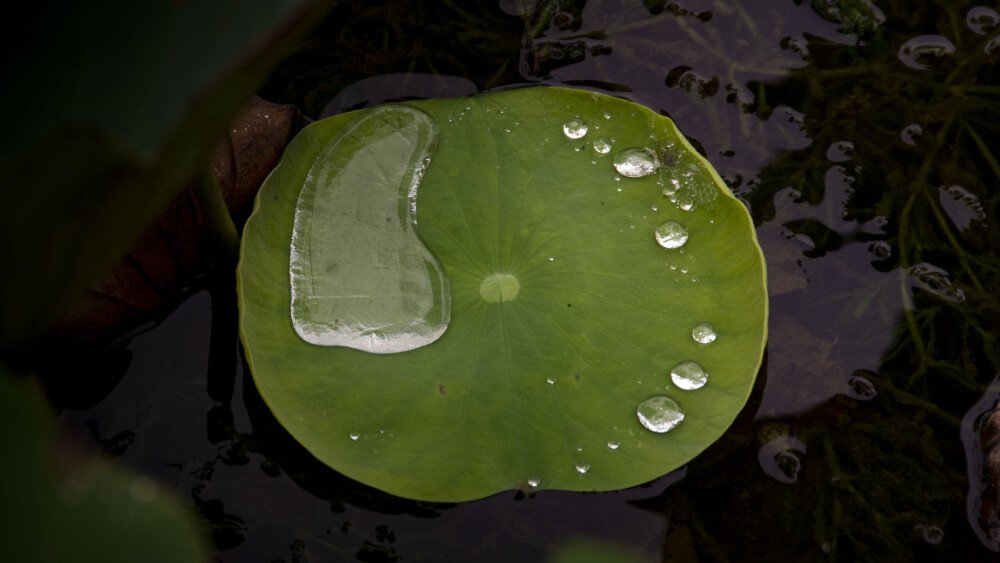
xmin=238 ymin=86 xmax=767 ymax=501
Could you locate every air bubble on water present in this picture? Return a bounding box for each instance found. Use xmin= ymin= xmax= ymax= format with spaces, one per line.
xmin=607 ymin=440 xmax=620 ymax=450
xmin=898 ymin=35 xmax=956 ymax=70
xmin=692 ymin=322 xmax=717 ymax=344
xmin=908 ymin=262 xmax=965 ymax=302
xmin=868 ymin=241 xmax=892 ymax=260
xmin=636 ymin=395 xmax=685 ymax=433
xmin=563 ymin=117 xmax=589 ymax=139
xmin=671 ymin=361 xmax=708 ymax=390
xmin=967 ymin=7 xmax=1000 ymax=35
xmin=592 ymin=137 xmax=613 ymax=154
xmin=847 ymin=375 xmax=877 ymax=400
xmin=901 ymin=123 xmax=922 ymax=145
xmin=655 ymin=221 xmax=689 ymax=249
xmin=758 ymin=434 xmax=806 ymax=484
xmin=575 ymin=463 xmax=590 ymax=474
xmin=939 ymin=185 xmax=986 ymax=232
xmin=613 ymin=148 xmax=660 ymax=178
xmin=918 ymin=525 xmax=944 ymax=545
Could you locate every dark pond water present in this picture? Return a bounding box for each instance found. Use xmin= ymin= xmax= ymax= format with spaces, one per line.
xmin=55 ymin=0 xmax=1000 ymax=561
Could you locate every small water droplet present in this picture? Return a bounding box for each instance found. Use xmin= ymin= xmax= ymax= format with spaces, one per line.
xmin=349 ymin=432 xmax=360 ymax=441
xmin=603 ymin=112 xmax=611 ymax=120
xmin=546 ymin=377 xmax=556 ymax=385
xmin=671 ymin=361 xmax=708 ymax=390
xmin=692 ymin=322 xmax=717 ymax=344
xmin=613 ymin=148 xmax=660 ymax=178
xmin=527 ymin=478 xmax=540 ymax=487
xmin=637 ymin=395 xmax=685 ymax=433
xmin=575 ymin=463 xmax=590 ymax=474
xmin=563 ymin=117 xmax=588 ymax=139
xmin=592 ymin=137 xmax=613 ymax=154
xmin=676 ymin=195 xmax=694 ymax=211
xmin=548 ymin=256 xmax=555 ymax=262
xmin=607 ymin=440 xmax=620 ymax=450
xmin=655 ymin=221 xmax=689 ymax=249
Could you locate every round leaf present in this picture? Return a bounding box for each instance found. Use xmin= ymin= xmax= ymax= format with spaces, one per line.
xmin=238 ymin=87 xmax=768 ymax=501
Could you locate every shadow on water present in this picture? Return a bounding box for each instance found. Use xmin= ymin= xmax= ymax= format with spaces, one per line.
xmin=49 ymin=0 xmax=1000 ymax=561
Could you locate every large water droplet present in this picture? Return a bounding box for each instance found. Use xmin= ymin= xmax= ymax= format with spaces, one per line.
xmin=592 ymin=137 xmax=613 ymax=154
xmin=575 ymin=463 xmax=590 ymax=474
xmin=613 ymin=148 xmax=660 ymax=178
xmin=967 ymin=7 xmax=1000 ymax=35
xmin=637 ymin=395 xmax=685 ymax=433
xmin=692 ymin=323 xmax=717 ymax=344
xmin=898 ymin=35 xmax=956 ymax=70
xmin=563 ymin=117 xmax=588 ymax=139
xmin=289 ymin=105 xmax=450 ymax=353
xmin=671 ymin=361 xmax=708 ymax=390
xmin=655 ymin=221 xmax=689 ymax=249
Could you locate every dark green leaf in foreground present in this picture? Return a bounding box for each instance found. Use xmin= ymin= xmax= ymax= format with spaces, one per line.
xmin=238 ymin=87 xmax=768 ymax=501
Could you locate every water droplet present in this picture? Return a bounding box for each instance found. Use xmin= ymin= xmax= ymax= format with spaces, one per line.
xmin=637 ymin=395 xmax=685 ymax=433
xmin=527 ymin=478 xmax=540 ymax=487
xmin=607 ymin=440 xmax=620 ymax=450
xmin=548 ymin=256 xmax=555 ymax=262
xmin=671 ymin=361 xmax=708 ymax=390
xmin=967 ymin=7 xmax=1000 ymax=35
xmin=676 ymin=195 xmax=694 ymax=211
xmin=546 ymin=377 xmax=556 ymax=385
xmin=290 ymin=106 xmax=449 ymax=353
xmin=898 ymin=35 xmax=956 ymax=70
xmin=592 ymin=137 xmax=613 ymax=154
xmin=613 ymin=148 xmax=659 ymax=178
xmin=692 ymin=323 xmax=717 ymax=344
xmin=563 ymin=117 xmax=588 ymax=139
xmin=349 ymin=432 xmax=360 ymax=441
xmin=575 ymin=463 xmax=590 ymax=474
xmin=651 ymin=205 xmax=659 ymax=212
xmin=603 ymin=112 xmax=611 ymax=120
xmin=655 ymin=221 xmax=689 ymax=249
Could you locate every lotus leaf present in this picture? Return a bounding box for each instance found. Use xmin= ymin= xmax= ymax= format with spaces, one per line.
xmin=237 ymin=86 xmax=767 ymax=501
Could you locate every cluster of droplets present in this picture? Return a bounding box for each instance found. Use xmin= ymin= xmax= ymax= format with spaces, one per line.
xmin=556 ymin=115 xmax=722 ymax=441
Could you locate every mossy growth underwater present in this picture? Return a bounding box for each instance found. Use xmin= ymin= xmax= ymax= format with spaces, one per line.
xmin=237 ymin=87 xmax=767 ymax=502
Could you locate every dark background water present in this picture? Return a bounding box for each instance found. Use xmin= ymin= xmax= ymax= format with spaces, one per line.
xmin=54 ymin=1 xmax=1000 ymax=561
